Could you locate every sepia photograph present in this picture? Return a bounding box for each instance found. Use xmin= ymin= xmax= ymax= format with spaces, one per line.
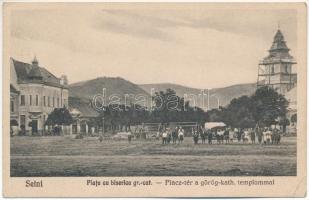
xmin=3 ymin=2 xmax=307 ymax=197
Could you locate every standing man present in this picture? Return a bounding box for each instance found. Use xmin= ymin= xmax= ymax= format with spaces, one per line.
xmin=162 ymin=129 xmax=168 ymax=144
xmin=172 ymin=127 xmax=178 ymax=144
xmin=128 ymin=131 xmax=132 ymax=144
xmin=224 ymin=128 xmax=229 ymax=144
xmin=200 ymin=127 xmax=206 ymax=144
xmin=192 ymin=128 xmax=199 ymax=145
xmin=250 ymin=128 xmax=256 ymax=144
xmin=207 ymin=129 xmax=212 ymax=144
xmin=178 ymin=127 xmax=184 ymax=144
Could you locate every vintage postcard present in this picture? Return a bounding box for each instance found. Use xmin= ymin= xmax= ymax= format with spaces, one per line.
xmin=2 ymin=2 xmax=307 ymax=197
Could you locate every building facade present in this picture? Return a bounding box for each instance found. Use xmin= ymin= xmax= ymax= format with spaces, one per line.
xmin=10 ymin=57 xmax=69 ymax=135
xmin=69 ymin=97 xmax=100 ymax=135
xmin=257 ymin=29 xmax=297 ymax=95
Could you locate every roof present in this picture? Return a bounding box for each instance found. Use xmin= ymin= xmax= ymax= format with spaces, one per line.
xmin=69 ymin=97 xmax=99 ymax=118
xmin=10 ymin=84 xmax=19 ymax=94
xmin=204 ymin=122 xmax=226 ymax=129
xmin=11 ymin=58 xmax=67 ymax=88
xmin=28 ymin=65 xmax=43 ymax=79
xmin=269 ymin=30 xmax=289 ymax=52
xmin=261 ymin=29 xmax=296 ymax=64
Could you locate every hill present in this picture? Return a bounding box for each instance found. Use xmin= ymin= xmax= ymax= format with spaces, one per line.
xmin=68 ymin=77 xmax=151 ymax=107
xmin=69 ymin=77 xmax=256 ymax=110
xmin=139 ymin=82 xmax=256 ymax=109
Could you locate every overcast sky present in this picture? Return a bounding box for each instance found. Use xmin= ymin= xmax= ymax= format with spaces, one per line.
xmin=9 ymin=4 xmax=297 ymax=89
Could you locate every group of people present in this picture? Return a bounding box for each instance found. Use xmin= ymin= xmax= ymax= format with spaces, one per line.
xmin=196 ymin=127 xmax=282 ymax=145
xmin=160 ymin=126 xmax=185 ymax=144
xmin=158 ymin=126 xmax=282 ymax=145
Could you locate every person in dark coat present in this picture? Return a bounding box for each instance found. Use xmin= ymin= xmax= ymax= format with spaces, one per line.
xmin=200 ymin=128 xmax=206 ymax=144
xmin=128 ymin=131 xmax=132 ymax=143
xmin=172 ymin=128 xmax=178 ymax=144
xmin=192 ymin=128 xmax=199 ymax=145
xmin=250 ymin=129 xmax=256 ymax=144
xmin=207 ymin=130 xmax=213 ymax=144
xmin=224 ymin=129 xmax=229 ymax=144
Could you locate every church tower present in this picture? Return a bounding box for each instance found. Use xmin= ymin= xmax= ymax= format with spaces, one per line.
xmin=257 ymin=29 xmax=297 ymax=95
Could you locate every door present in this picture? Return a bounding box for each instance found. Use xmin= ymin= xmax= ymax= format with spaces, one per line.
xmin=32 ymin=120 xmax=38 ymax=134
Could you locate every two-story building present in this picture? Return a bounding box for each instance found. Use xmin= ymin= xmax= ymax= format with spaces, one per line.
xmin=10 ymin=57 xmax=69 ymax=135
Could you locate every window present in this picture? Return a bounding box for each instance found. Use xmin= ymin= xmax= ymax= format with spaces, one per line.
xmin=20 ymin=95 xmax=25 ymax=106
xmin=43 ymin=115 xmax=46 ymax=130
xmin=271 ymin=65 xmax=275 ymax=75
xmin=48 ymin=97 xmax=50 ymax=107
xmin=285 ymin=64 xmax=289 ymax=73
xmin=57 ymin=98 xmax=59 ymax=108
xmin=20 ymin=115 xmax=26 ymax=126
xmin=43 ymin=96 xmax=46 ymax=107
xmin=53 ymin=97 xmax=55 ymax=107
xmin=29 ymin=95 xmax=32 ymax=106
xmin=10 ymin=100 xmax=14 ymax=112
xmin=35 ymin=95 xmax=39 ymax=106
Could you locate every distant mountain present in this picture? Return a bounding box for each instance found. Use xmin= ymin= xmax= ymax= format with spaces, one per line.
xmin=210 ymin=83 xmax=257 ymax=107
xmin=139 ymin=83 xmax=202 ymax=98
xmin=139 ymin=82 xmax=256 ymax=109
xmin=68 ymin=77 xmax=151 ymax=106
xmin=69 ymin=77 xmax=256 ymax=110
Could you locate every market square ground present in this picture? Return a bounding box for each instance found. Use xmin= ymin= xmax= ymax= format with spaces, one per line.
xmin=10 ymin=136 xmax=296 ymax=176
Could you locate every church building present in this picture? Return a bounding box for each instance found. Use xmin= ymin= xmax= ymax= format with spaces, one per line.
xmin=257 ymin=29 xmax=297 ymax=131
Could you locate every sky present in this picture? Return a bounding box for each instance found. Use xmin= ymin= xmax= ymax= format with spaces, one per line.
xmin=9 ymin=4 xmax=297 ymax=89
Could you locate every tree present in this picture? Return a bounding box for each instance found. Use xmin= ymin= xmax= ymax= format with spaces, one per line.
xmin=151 ymin=88 xmax=207 ymax=124
xmin=251 ymin=86 xmax=288 ymax=127
xmin=223 ymin=96 xmax=256 ymax=128
xmin=291 ymin=114 xmax=297 ymax=124
xmin=45 ymin=107 xmax=74 ymax=126
xmin=206 ymin=108 xmax=224 ymax=122
xmin=206 ymin=86 xmax=289 ymax=129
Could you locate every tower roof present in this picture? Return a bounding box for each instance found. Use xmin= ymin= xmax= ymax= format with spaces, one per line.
xmin=269 ymin=29 xmax=289 ymax=52
xmin=28 ymin=57 xmax=43 ymax=79
xmin=261 ymin=29 xmax=296 ymax=64
xmin=32 ymin=56 xmax=39 ymax=65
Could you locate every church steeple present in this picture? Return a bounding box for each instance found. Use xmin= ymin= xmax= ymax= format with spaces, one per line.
xmin=262 ymin=29 xmax=295 ymax=63
xmin=269 ymin=29 xmax=290 ymax=53
xmin=257 ymin=28 xmax=297 ymax=95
